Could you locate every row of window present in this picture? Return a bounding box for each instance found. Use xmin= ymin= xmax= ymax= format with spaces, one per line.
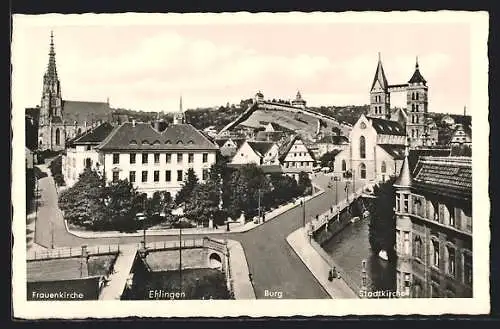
xmin=374 ymin=95 xmax=386 ymax=103
xmin=411 ymin=104 xmax=421 ymax=112
xmin=396 ymin=193 xmax=472 ymax=232
xmin=411 ymin=92 xmax=422 ymax=101
xmin=113 ymin=152 xmax=209 ymax=165
xmin=284 ymin=161 xmax=314 ymax=168
xmin=112 ymin=169 xmax=209 ymax=183
xmin=410 ymin=114 xmax=421 ymax=124
xmin=396 ymin=231 xmax=472 ymax=286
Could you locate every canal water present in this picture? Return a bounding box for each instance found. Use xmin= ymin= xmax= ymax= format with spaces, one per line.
xmin=321 ymin=217 xmax=397 ymax=294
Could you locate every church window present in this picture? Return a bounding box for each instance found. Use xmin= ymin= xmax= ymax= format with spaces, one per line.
xmin=412 ymin=104 xmax=415 ymax=112
xmin=341 ymin=159 xmax=346 ymax=171
xmin=55 ymin=128 xmax=61 ymax=145
xmin=359 ymin=163 xmax=366 ymax=179
xmin=445 ymin=245 xmax=456 ymax=277
xmin=412 ymin=92 xmax=415 ymax=100
xmin=414 ymin=236 xmax=423 ymax=260
xmin=431 ymin=239 xmax=440 ymax=268
xmin=381 ymin=161 xmax=386 ymax=173
xmin=416 ymin=104 xmax=419 ymax=112
xmin=359 ymin=136 xmax=366 ymax=159
xmin=416 ymin=92 xmax=419 ymax=100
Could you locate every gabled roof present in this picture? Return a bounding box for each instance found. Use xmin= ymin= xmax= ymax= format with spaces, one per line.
xmin=214 ymin=137 xmax=245 ymax=149
xmin=366 ymin=116 xmax=406 ymax=136
xmin=96 ymin=122 xmax=218 ymax=151
xmin=72 ymin=122 xmax=115 ymax=145
xmin=378 ymin=144 xmax=406 ymax=160
xmin=278 ymin=135 xmax=316 ymax=161
xmin=316 ymin=134 xmax=349 ymax=145
xmin=62 ymin=100 xmax=112 ymax=123
xmin=412 ymin=156 xmax=471 ymax=200
xmin=246 ymin=141 xmax=276 ymax=157
xmin=370 ymin=55 xmax=389 ymax=91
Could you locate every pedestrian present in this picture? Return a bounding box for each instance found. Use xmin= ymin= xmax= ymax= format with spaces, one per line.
xmin=249 ymin=273 xmax=253 ymax=283
xmin=332 ymin=266 xmax=337 ymax=279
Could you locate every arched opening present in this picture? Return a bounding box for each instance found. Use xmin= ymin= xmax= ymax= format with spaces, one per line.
xmin=77 ymin=127 xmax=82 ymax=135
xmin=209 ymin=253 xmax=222 ymax=269
xmin=416 ymin=92 xmax=419 ymax=100
xmin=341 ymin=159 xmax=347 ymax=171
xmin=416 ymin=104 xmax=419 ymax=112
xmin=55 ymin=128 xmax=61 ymax=145
xmin=412 ymin=104 xmax=415 ymax=112
xmin=359 ymin=163 xmax=366 ymax=179
xmin=85 ymin=158 xmax=92 ymax=168
xmin=359 ymin=136 xmax=366 ymax=159
xmin=381 ymin=161 xmax=386 ymax=173
xmin=414 ymin=235 xmax=423 ymax=259
xmin=412 ymin=92 xmax=415 ymax=100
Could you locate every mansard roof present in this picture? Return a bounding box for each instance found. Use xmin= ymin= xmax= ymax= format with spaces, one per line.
xmin=96 ymin=122 xmax=218 ymax=151
xmin=412 ymin=156 xmax=472 ymax=200
xmin=366 ymin=116 xmax=406 ymax=136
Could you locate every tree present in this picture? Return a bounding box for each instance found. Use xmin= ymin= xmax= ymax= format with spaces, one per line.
xmin=184 ymin=180 xmax=221 ymax=226
xmin=297 ymin=171 xmax=312 ymax=196
xmin=319 ymin=150 xmax=339 ymax=170
xmin=58 ymin=168 xmax=107 ymax=227
xmin=368 ymin=177 xmax=397 ymax=255
xmin=175 ymin=168 xmax=199 ymax=205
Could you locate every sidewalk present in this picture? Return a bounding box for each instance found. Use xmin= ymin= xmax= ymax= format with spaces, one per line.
xmin=227 ymin=240 xmax=256 ymax=299
xmin=286 ymin=227 xmax=358 ymax=299
xmin=98 ymin=244 xmax=138 ymax=300
xmin=65 ymin=187 xmax=325 ymax=239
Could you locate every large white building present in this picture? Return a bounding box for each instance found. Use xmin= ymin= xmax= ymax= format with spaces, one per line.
xmin=83 ymin=113 xmax=219 ymax=197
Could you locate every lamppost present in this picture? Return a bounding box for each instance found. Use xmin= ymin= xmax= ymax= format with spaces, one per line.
xmin=179 ymin=216 xmax=183 ymax=294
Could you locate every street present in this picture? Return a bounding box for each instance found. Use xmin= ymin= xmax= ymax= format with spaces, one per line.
xmin=32 ymin=166 xmax=361 ymax=299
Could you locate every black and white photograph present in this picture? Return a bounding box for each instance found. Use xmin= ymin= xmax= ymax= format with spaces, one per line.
xmin=12 ymin=12 xmax=489 ymax=318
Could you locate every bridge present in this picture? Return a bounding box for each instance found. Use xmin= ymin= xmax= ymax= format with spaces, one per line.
xmin=27 ymin=237 xmax=235 ymax=300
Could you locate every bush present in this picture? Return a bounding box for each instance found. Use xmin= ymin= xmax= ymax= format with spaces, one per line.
xmin=171 ymin=220 xmax=195 ymax=229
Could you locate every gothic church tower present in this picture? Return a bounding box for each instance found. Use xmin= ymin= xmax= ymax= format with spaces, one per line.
xmin=38 ymin=31 xmax=65 ymax=151
xmin=369 ymin=53 xmax=391 ymax=120
xmin=406 ymin=57 xmax=428 ymax=147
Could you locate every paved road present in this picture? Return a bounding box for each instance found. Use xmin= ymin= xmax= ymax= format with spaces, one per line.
xmin=33 ymin=166 xmax=362 ymax=299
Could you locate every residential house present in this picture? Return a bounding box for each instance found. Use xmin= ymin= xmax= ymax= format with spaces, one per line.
xmin=315 ymin=134 xmax=349 ymax=158
xmin=214 ymin=137 xmax=246 ymax=158
xmin=279 ymin=135 xmax=316 ymax=181
xmin=231 ymin=140 xmax=280 ymax=166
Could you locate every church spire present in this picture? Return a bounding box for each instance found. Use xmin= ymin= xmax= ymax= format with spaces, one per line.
xmin=45 ymin=31 xmax=58 ymax=82
xmin=370 ymin=52 xmax=389 ymax=91
xmin=394 ymin=138 xmax=412 ymax=188
xmin=179 ymin=94 xmax=183 ymax=112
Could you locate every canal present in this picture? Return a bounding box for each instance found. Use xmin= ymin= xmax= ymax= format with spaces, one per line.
xmin=321 ymin=215 xmax=397 ymax=294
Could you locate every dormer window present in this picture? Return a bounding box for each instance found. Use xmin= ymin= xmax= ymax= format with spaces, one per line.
xmin=142 ymin=140 xmax=149 ymax=145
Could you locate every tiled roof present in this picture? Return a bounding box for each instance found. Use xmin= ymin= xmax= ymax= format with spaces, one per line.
xmin=379 ymin=144 xmax=406 ymax=160
xmin=73 ymin=122 xmax=115 ymax=144
xmin=367 ymin=116 xmax=406 ymax=136
xmin=214 ymin=138 xmax=245 ymax=148
xmin=96 ymin=122 xmax=218 ymax=151
xmin=408 ymin=147 xmax=451 ymax=171
xmin=246 ymin=141 xmax=276 ymax=157
xmin=316 ymin=135 xmax=349 ymax=145
xmin=62 ymin=100 xmax=112 ymax=123
xmin=413 ymin=156 xmax=472 ymax=200
xmin=278 ymin=135 xmax=316 ymax=161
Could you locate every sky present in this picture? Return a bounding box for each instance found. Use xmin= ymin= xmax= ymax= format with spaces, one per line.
xmin=12 ymin=13 xmax=476 ymax=115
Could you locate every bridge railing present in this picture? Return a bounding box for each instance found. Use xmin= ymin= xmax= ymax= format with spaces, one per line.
xmin=27 ymin=244 xmax=121 ymax=261
xmin=141 ymin=239 xmax=205 ymax=251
